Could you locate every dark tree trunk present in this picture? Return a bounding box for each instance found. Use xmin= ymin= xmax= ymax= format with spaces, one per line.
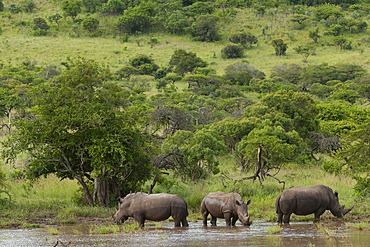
xmin=75 ymin=176 xmax=94 ymax=206
xmin=97 ymin=178 xmax=110 ymax=207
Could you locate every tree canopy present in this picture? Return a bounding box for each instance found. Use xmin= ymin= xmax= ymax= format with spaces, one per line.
xmin=1 ymin=58 xmax=153 ymax=206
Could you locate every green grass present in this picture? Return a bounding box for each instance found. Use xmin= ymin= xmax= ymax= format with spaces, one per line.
xmin=267 ymin=225 xmax=282 ymax=234
xmin=1 ymin=2 xmax=368 ymax=77
xmin=346 ymin=221 xmax=370 ymax=230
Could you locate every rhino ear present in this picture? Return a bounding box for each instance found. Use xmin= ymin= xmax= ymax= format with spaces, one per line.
xmin=246 ymin=199 xmax=251 ymax=205
xmin=334 ymin=191 xmax=339 ymax=197
xmin=235 ymin=200 xmax=241 ymax=206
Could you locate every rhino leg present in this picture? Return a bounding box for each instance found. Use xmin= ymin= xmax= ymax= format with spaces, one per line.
xmin=224 ymin=213 xmax=232 ymax=226
xmin=134 ymin=215 xmax=145 ymax=227
xmin=202 ymin=210 xmax=209 ymax=226
xmin=314 ymin=207 xmax=326 ymax=222
xmin=277 ymin=213 xmax=283 ymax=224
xmin=181 ymin=218 xmax=189 ymax=227
xmin=231 ymin=217 xmax=238 ymax=226
xmin=210 ymin=214 xmax=217 ymax=226
xmin=174 ymin=220 xmax=181 ymax=227
xmin=283 ymin=213 xmax=291 ymax=224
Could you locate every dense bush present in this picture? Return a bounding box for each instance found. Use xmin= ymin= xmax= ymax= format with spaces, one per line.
xmin=221 ymin=44 xmax=244 ymax=59
xmin=189 ymin=14 xmax=221 ymax=42
xmin=223 ymin=62 xmax=265 ymax=85
xmin=32 ymin=17 xmax=50 ymax=36
xmin=116 ymin=2 xmax=156 ymax=34
xmin=129 ymin=54 xmax=159 ymax=75
xmin=271 ymin=39 xmax=288 ymax=56
xmin=164 ymin=11 xmax=189 ymax=34
xmin=229 ymin=32 xmax=258 ymax=48
xmin=82 ymin=16 xmax=100 ymax=35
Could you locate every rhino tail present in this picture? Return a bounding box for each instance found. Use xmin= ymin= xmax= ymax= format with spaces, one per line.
xmin=275 ymin=195 xmax=282 ymax=214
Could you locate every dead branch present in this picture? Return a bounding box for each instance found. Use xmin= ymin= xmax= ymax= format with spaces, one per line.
xmin=53 ymin=240 xmax=71 ymax=247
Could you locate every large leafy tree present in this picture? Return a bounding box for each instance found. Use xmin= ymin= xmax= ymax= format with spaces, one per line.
xmin=335 ymin=119 xmax=370 ymax=196
xmin=1 ymin=58 xmax=153 ymax=207
xmin=161 ymin=129 xmax=227 ymax=181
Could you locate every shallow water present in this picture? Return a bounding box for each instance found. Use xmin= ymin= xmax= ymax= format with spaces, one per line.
xmin=0 ymin=220 xmax=369 ymax=247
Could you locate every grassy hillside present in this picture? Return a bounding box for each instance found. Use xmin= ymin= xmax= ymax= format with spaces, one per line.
xmin=1 ymin=1 xmax=369 ymax=76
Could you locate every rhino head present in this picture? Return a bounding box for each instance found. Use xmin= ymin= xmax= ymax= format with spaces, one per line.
xmin=330 ymin=191 xmax=354 ymax=218
xmin=235 ymin=199 xmax=252 ymax=226
xmin=110 ymin=197 xmax=129 ymax=224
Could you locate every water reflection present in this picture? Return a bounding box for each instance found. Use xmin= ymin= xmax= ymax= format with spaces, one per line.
xmin=0 ymin=220 xmax=369 ymax=246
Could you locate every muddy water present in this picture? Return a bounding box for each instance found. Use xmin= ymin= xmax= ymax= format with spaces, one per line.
xmin=0 ymin=220 xmax=369 ymax=247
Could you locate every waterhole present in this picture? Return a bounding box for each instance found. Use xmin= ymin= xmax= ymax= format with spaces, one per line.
xmin=0 ymin=220 xmax=369 ymax=246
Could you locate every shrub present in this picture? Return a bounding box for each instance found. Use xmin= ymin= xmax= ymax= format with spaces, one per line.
xmin=314 ymin=4 xmax=343 ymax=21
xmin=229 ymin=32 xmax=258 ymax=48
xmin=223 ymin=62 xmax=265 ymax=85
xmin=164 ymin=11 xmax=189 ymax=34
xmin=271 ymin=64 xmax=303 ymax=85
xmin=333 ymin=36 xmax=352 ymax=49
xmin=32 ymin=17 xmax=49 ymax=36
xmin=188 ymin=14 xmax=221 ymax=42
xmin=101 ymin=0 xmax=126 ymax=15
xmin=221 ymin=44 xmax=244 ymax=59
xmin=271 ymin=39 xmax=288 ymax=56
xmin=21 ymin=0 xmax=36 ymax=13
xmin=82 ymin=16 xmax=100 ymax=35
xmin=129 ymin=54 xmax=159 ymax=75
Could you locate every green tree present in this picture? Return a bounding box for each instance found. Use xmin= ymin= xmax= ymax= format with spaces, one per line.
xmin=116 ymin=1 xmax=156 ymax=34
xmin=32 ymin=17 xmax=50 ymax=36
xmin=169 ymin=49 xmax=208 ymax=76
xmin=229 ymin=32 xmax=258 ymax=48
xmin=335 ymin=119 xmax=370 ymax=196
xmin=164 ymin=10 xmax=189 ymax=34
xmin=288 ymin=14 xmax=309 ymax=29
xmin=261 ymin=90 xmax=319 ymax=138
xmin=314 ymin=4 xmax=343 ymax=21
xmin=61 ymin=0 xmax=82 ymax=22
xmin=101 ymin=0 xmax=127 ymax=15
xmin=189 ymin=14 xmax=221 ymax=42
xmin=129 ymin=54 xmax=159 ymax=75
xmin=223 ymin=62 xmax=265 ymax=85
xmin=1 ymin=58 xmax=153 ymax=207
xmin=48 ymin=13 xmax=63 ymax=29
xmin=333 ymin=36 xmax=352 ymax=50
xmin=82 ymin=0 xmax=101 ymax=13
xmin=221 ymin=44 xmax=244 ymax=59
xmin=309 ymin=27 xmax=320 ymax=43
xmin=82 ymin=16 xmax=100 ymax=35
xmin=271 ymin=39 xmax=288 ymax=56
xmin=294 ymin=43 xmax=316 ymax=62
xmin=21 ymin=0 xmax=36 ymax=12
xmin=0 ymin=0 xmax=4 ymax=12
xmin=161 ymin=129 xmax=227 ymax=181
xmin=236 ymin=125 xmax=304 ymax=173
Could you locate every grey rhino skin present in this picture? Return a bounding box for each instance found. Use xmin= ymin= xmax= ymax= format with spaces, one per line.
xmin=201 ymin=191 xmax=251 ymax=226
xmin=275 ymin=184 xmax=353 ymax=224
xmin=112 ymin=192 xmax=189 ymax=227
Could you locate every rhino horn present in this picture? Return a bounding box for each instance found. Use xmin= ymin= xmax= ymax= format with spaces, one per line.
xmin=243 ymin=215 xmax=251 ymax=226
xmin=342 ymin=205 xmax=354 ymax=216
